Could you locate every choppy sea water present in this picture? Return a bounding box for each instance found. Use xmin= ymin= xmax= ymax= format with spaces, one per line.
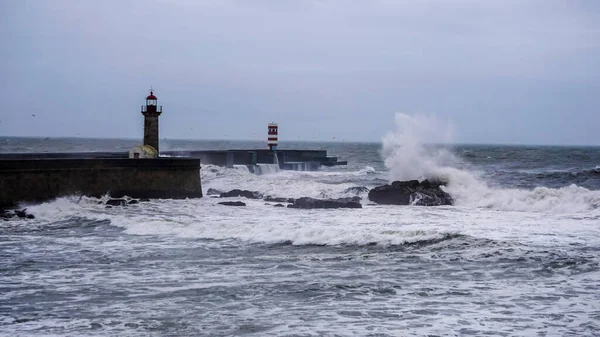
xmin=2 ymin=134 xmax=600 ymax=336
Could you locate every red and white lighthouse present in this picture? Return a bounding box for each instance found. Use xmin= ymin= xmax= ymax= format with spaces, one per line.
xmin=268 ymin=123 xmax=278 ymax=150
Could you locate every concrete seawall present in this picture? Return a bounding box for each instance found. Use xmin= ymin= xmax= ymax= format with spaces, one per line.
xmin=0 ymin=158 xmax=202 ymax=207
xmin=0 ymin=149 xmax=347 ymax=168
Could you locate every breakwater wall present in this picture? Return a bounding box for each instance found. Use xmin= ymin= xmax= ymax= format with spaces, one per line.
xmin=0 ymin=149 xmax=346 ymax=169
xmin=169 ymin=149 xmax=345 ymax=168
xmin=0 ymin=158 xmax=202 ymax=207
xmin=0 ymin=149 xmax=346 ymax=170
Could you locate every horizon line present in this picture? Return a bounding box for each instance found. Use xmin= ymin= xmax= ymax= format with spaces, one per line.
xmin=1 ymin=136 xmax=600 ymax=148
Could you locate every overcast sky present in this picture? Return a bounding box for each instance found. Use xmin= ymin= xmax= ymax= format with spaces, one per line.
xmin=1 ymin=0 xmax=599 ymax=145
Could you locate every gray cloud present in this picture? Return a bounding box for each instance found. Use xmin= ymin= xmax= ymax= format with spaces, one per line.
xmin=1 ymin=0 xmax=599 ymax=144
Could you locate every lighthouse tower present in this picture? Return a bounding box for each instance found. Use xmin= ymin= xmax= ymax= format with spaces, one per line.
xmin=268 ymin=122 xmax=278 ymax=150
xmin=141 ymin=90 xmax=163 ymax=153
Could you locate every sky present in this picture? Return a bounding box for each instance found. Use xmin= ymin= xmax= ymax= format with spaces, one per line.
xmin=1 ymin=0 xmax=599 ymax=145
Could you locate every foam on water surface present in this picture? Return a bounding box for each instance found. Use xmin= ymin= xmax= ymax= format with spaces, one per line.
xmin=3 ymin=118 xmax=600 ymax=336
xmin=4 ymin=192 xmax=600 ymax=336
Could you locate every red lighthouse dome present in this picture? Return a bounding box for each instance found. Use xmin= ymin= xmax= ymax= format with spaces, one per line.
xmin=146 ymin=90 xmax=157 ymax=106
xmin=146 ymin=91 xmax=157 ymax=100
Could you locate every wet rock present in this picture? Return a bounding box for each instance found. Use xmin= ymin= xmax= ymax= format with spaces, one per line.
xmin=264 ymin=196 xmax=288 ymax=203
xmin=343 ymin=186 xmax=370 ymax=195
xmin=288 ymin=196 xmax=362 ymax=209
xmin=15 ymin=209 xmax=28 ymax=218
xmin=218 ymin=201 xmax=246 ymax=206
xmin=220 ymin=189 xmax=263 ymax=199
xmin=90 ymin=322 xmax=102 ymax=330
xmin=368 ymin=179 xmax=453 ymax=206
xmin=128 ymin=199 xmax=139 ymax=205
xmin=105 ymin=205 xmax=113 ymax=209
xmin=206 ymin=188 xmax=223 ymax=196
xmin=106 ymin=198 xmax=128 ymax=206
xmin=138 ymin=198 xmax=151 ymax=202
xmin=1 ymin=212 xmax=13 ymax=219
xmin=273 ymin=203 xmax=285 ymax=207
xmin=1 ymin=209 xmax=35 ymax=219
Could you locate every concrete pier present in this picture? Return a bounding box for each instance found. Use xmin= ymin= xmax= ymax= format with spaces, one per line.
xmin=0 ymin=149 xmax=346 ymax=168
xmin=0 ymin=158 xmax=202 ymax=207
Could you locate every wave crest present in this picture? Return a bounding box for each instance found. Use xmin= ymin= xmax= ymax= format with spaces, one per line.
xmin=381 ymin=113 xmax=600 ymax=213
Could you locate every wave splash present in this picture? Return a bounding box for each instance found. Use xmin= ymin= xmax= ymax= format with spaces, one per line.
xmin=381 ymin=113 xmax=600 ymax=213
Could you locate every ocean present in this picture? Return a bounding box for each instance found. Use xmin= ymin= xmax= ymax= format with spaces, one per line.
xmin=1 ymin=130 xmax=600 ymax=336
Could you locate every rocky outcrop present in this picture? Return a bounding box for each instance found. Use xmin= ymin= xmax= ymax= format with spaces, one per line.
xmin=264 ymin=196 xmax=295 ymax=203
xmin=106 ymin=198 xmax=128 ymax=206
xmin=220 ymin=189 xmax=263 ymax=199
xmin=218 ymin=201 xmax=246 ymax=206
xmin=368 ymin=180 xmax=453 ymax=206
xmin=264 ymin=196 xmax=287 ymax=203
xmin=206 ymin=188 xmax=223 ymax=196
xmin=1 ymin=208 xmax=35 ymax=219
xmin=343 ymin=186 xmax=370 ymax=195
xmin=288 ymin=196 xmax=362 ymax=209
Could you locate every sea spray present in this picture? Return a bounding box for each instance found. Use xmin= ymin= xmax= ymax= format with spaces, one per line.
xmin=381 ymin=113 xmax=600 ymax=213
xmin=381 ymin=113 xmax=457 ymax=182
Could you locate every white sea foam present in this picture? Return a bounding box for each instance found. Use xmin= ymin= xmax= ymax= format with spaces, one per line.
xmin=382 ymin=113 xmax=600 ymax=213
xmin=15 ymin=194 xmax=599 ymax=249
xmin=201 ymin=164 xmax=369 ymax=199
xmin=254 ymin=163 xmax=280 ymax=175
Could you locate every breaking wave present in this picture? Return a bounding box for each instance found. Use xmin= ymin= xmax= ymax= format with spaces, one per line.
xmin=382 ymin=113 xmax=600 ymax=213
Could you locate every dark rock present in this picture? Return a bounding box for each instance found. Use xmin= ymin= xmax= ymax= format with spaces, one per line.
xmin=343 ymin=186 xmax=370 ymax=195
xmin=1 ymin=211 xmax=14 ymax=219
xmin=218 ymin=201 xmax=246 ymax=206
xmin=106 ymin=198 xmax=128 ymax=206
xmin=206 ymin=188 xmax=223 ymax=196
xmin=220 ymin=189 xmax=263 ymax=199
xmin=105 ymin=205 xmax=113 ymax=209
xmin=273 ymin=203 xmax=285 ymax=207
xmin=138 ymin=198 xmax=151 ymax=202
xmin=1 ymin=209 xmax=35 ymax=219
xmin=288 ymin=196 xmax=362 ymax=209
xmin=128 ymin=199 xmax=139 ymax=205
xmin=264 ymin=196 xmax=288 ymax=203
xmin=15 ymin=209 xmax=28 ymax=218
xmin=368 ymin=179 xmax=453 ymax=206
